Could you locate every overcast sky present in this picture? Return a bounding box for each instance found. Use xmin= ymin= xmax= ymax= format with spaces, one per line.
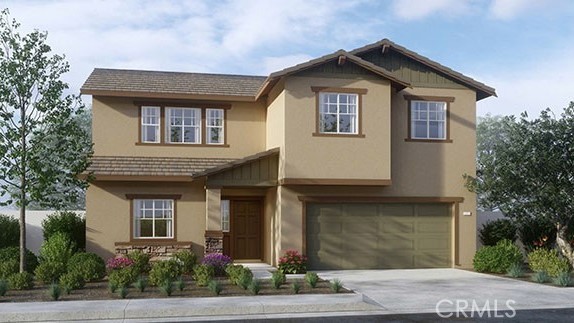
xmin=2 ymin=0 xmax=574 ymax=117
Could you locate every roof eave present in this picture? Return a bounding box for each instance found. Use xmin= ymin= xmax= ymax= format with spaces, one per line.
xmin=80 ymin=89 xmax=258 ymax=102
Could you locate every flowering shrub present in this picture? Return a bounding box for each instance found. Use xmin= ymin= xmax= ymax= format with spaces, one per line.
xmin=201 ymin=253 xmax=232 ymax=276
xmin=278 ymin=250 xmax=307 ymax=274
xmin=106 ymin=257 xmax=134 ymax=272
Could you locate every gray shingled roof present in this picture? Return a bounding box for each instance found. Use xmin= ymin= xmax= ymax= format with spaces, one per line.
xmin=87 ymin=156 xmax=236 ymax=177
xmin=81 ymin=68 xmax=266 ymax=98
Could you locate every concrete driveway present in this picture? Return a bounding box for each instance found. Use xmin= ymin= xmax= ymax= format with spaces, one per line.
xmin=318 ymin=269 xmax=574 ymax=317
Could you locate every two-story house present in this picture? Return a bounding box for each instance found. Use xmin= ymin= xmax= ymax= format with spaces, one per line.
xmin=81 ymin=39 xmax=495 ymax=269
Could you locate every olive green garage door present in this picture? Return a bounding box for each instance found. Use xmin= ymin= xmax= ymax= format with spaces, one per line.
xmin=306 ymin=203 xmax=452 ymax=270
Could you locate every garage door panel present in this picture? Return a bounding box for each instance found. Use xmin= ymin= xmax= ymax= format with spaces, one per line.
xmin=307 ymin=202 xmax=452 ymax=270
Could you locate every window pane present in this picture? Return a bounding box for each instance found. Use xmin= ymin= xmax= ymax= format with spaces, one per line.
xmin=320 ymin=113 xmax=338 ymax=132
xmin=170 ymin=127 xmax=182 ymax=142
xmin=429 ymin=121 xmax=445 ymax=139
xmin=339 ymin=115 xmax=352 ymax=133
xmin=208 ymin=128 xmax=222 ymax=144
xmin=139 ymin=220 xmax=153 ymax=237
xmin=414 ymin=121 xmax=427 ymax=138
xmin=155 ymin=220 xmax=168 ymax=237
xmin=221 ymin=200 xmax=230 ymax=232
xmin=339 ymin=95 xmax=348 ymax=104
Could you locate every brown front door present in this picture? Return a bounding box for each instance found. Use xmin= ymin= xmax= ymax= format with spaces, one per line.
xmin=232 ymin=200 xmax=262 ymax=260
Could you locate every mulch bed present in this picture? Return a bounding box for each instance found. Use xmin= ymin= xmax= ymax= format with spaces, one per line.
xmin=0 ymin=277 xmax=350 ymax=302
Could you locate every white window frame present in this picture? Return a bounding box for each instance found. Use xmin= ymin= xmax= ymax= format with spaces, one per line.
xmin=318 ymin=92 xmax=358 ymax=134
xmin=133 ymin=199 xmax=174 ymax=239
xmin=141 ymin=106 xmax=160 ymax=143
xmin=221 ymin=200 xmax=230 ymax=232
xmin=166 ymin=107 xmax=201 ymax=144
xmin=206 ymin=108 xmax=225 ymax=145
xmin=410 ymin=100 xmax=447 ymax=140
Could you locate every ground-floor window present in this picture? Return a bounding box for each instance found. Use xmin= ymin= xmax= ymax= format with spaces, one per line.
xmin=133 ymin=199 xmax=174 ymax=238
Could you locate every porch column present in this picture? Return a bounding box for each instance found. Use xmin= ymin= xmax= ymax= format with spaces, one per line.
xmin=204 ymin=188 xmax=223 ymax=255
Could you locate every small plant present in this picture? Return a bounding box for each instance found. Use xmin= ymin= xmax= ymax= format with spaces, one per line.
xmin=271 ymin=271 xmax=286 ymax=289
xmin=59 ymin=271 xmax=85 ymax=294
xmin=193 ymin=264 xmax=215 ymax=287
xmin=248 ymin=279 xmax=261 ymax=295
xmin=106 ymin=257 xmax=135 ymax=272
xmin=8 ymin=272 xmax=34 ymax=290
xmin=0 ymin=259 xmax=18 ymax=279
xmin=149 ymin=259 xmax=182 ymax=286
xmin=305 ymin=272 xmax=319 ymax=288
xmin=278 ymin=250 xmax=307 ymax=274
xmin=479 ymin=219 xmax=517 ymax=246
xmin=0 ymin=279 xmax=8 ymax=296
xmin=292 ymin=281 xmax=301 ymax=294
xmin=554 ymin=271 xmax=571 ymax=287
xmin=48 ymin=283 xmax=61 ymax=301
xmin=528 ymin=248 xmax=571 ymax=277
xmin=34 ymin=261 xmax=66 ymax=284
xmin=201 ymin=253 xmax=232 ymax=276
xmin=506 ymin=262 xmax=524 ymax=278
xmin=133 ymin=276 xmax=147 ymax=292
xmin=108 ymin=281 xmax=118 ymax=293
xmin=238 ymin=270 xmax=253 ymax=290
xmin=68 ymin=252 xmax=106 ymax=282
xmin=207 ymin=280 xmax=222 ymax=296
xmin=330 ymin=279 xmax=343 ymax=293
xmin=108 ymin=267 xmax=138 ymax=289
xmin=532 ymin=271 xmax=550 ymax=283
xmin=118 ymin=286 xmax=129 ymax=299
xmin=473 ymin=239 xmax=523 ymax=273
xmin=174 ymin=250 xmax=197 ymax=275
xmin=160 ymin=280 xmax=174 ymax=296
xmin=225 ymin=265 xmax=244 ymax=285
xmin=39 ymin=232 xmax=76 ymax=265
xmin=126 ymin=250 xmax=151 ymax=275
xmin=175 ymin=277 xmax=185 ymax=291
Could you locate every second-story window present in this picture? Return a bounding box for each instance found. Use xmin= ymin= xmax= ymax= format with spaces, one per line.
xmin=411 ymin=101 xmax=446 ymax=140
xmin=319 ymin=92 xmax=358 ymax=134
xmin=141 ymin=106 xmax=160 ymax=143
xmin=206 ymin=109 xmax=224 ymax=144
xmin=166 ymin=107 xmax=201 ymax=144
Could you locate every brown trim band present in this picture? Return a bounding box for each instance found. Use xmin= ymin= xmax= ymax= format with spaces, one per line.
xmin=403 ymin=95 xmax=455 ymax=102
xmin=297 ymin=196 xmax=464 ymax=203
xmin=312 ymin=133 xmax=366 ymax=138
xmin=281 ymin=178 xmax=392 ymax=186
xmin=125 ymin=194 xmax=182 ymax=200
xmin=134 ymin=100 xmax=232 ymax=109
xmin=93 ymin=175 xmax=193 ymax=182
xmin=115 ymin=240 xmax=191 ymax=246
xmin=404 ymin=138 xmax=453 ymax=143
xmin=135 ymin=142 xmax=230 ymax=148
xmin=205 ymin=230 xmax=224 ymax=238
xmin=311 ymin=86 xmax=368 ymax=94
xmin=82 ymin=89 xmax=256 ymax=102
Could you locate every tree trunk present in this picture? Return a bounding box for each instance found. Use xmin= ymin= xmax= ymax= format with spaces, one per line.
xmin=556 ymin=223 xmax=574 ymax=268
xmin=19 ymin=103 xmax=27 ymax=273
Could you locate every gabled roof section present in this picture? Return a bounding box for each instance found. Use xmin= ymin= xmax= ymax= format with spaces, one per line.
xmin=192 ymin=147 xmax=280 ymax=179
xmin=81 ymin=68 xmax=267 ymax=101
xmin=256 ymin=50 xmax=411 ymax=100
xmin=350 ymin=39 xmax=496 ymax=101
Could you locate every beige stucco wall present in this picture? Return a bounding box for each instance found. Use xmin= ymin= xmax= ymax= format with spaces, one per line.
xmin=92 ymin=96 xmax=266 ymax=158
xmin=282 ymin=76 xmax=391 ymax=180
xmin=275 ymin=87 xmax=478 ymax=268
xmin=266 ymin=80 xmax=286 ymax=179
xmin=86 ymin=181 xmax=207 ymax=260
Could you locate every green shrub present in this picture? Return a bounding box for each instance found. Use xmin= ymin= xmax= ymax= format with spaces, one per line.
xmin=0 ymin=246 xmax=38 ymax=273
xmin=108 ymin=267 xmax=138 ymax=288
xmin=554 ymin=271 xmax=571 ymax=287
xmin=34 ymin=261 xmax=66 ymax=284
xmin=291 ymin=281 xmax=301 ymax=294
xmin=174 ymin=250 xmax=197 ymax=275
xmin=225 ymin=264 xmax=243 ymax=285
xmin=238 ymin=271 xmax=253 ymax=290
xmin=248 ymin=279 xmax=261 ymax=295
xmin=126 ymin=250 xmax=151 ymax=275
xmin=277 ymin=250 xmax=307 ymax=274
xmin=532 ymin=271 xmax=550 ymax=283
xmin=330 ymin=279 xmax=343 ymax=293
xmin=42 ymin=211 xmax=85 ymax=251
xmin=528 ymin=248 xmax=571 ymax=277
xmin=473 ymin=239 xmax=523 ymax=273
xmin=305 ymin=272 xmax=319 ymax=288
xmin=8 ymin=272 xmax=34 ymax=290
xmin=160 ymin=280 xmax=174 ymax=296
xmin=48 ymin=283 xmax=61 ymax=301
xmin=0 ymin=259 xmax=19 ymax=279
xmin=0 ymin=214 xmax=19 ymax=248
xmin=133 ymin=276 xmax=147 ymax=292
xmin=0 ymin=279 xmax=8 ymax=296
xmin=149 ymin=259 xmax=182 ymax=286
xmin=39 ymin=232 xmax=75 ymax=265
xmin=193 ymin=264 xmax=214 ymax=287
xmin=59 ymin=271 xmax=85 ymax=293
xmin=118 ymin=286 xmax=129 ymax=299
xmin=68 ymin=252 xmax=106 ymax=282
xmin=271 ymin=271 xmax=286 ymax=289
xmin=175 ymin=277 xmax=185 ymax=291
xmin=207 ymin=280 xmax=222 ymax=296
xmin=479 ymin=219 xmax=516 ymax=246
xmin=517 ymin=217 xmax=556 ymax=252
xmin=506 ymin=262 xmax=524 ymax=278
xmin=108 ymin=281 xmax=118 ymax=293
